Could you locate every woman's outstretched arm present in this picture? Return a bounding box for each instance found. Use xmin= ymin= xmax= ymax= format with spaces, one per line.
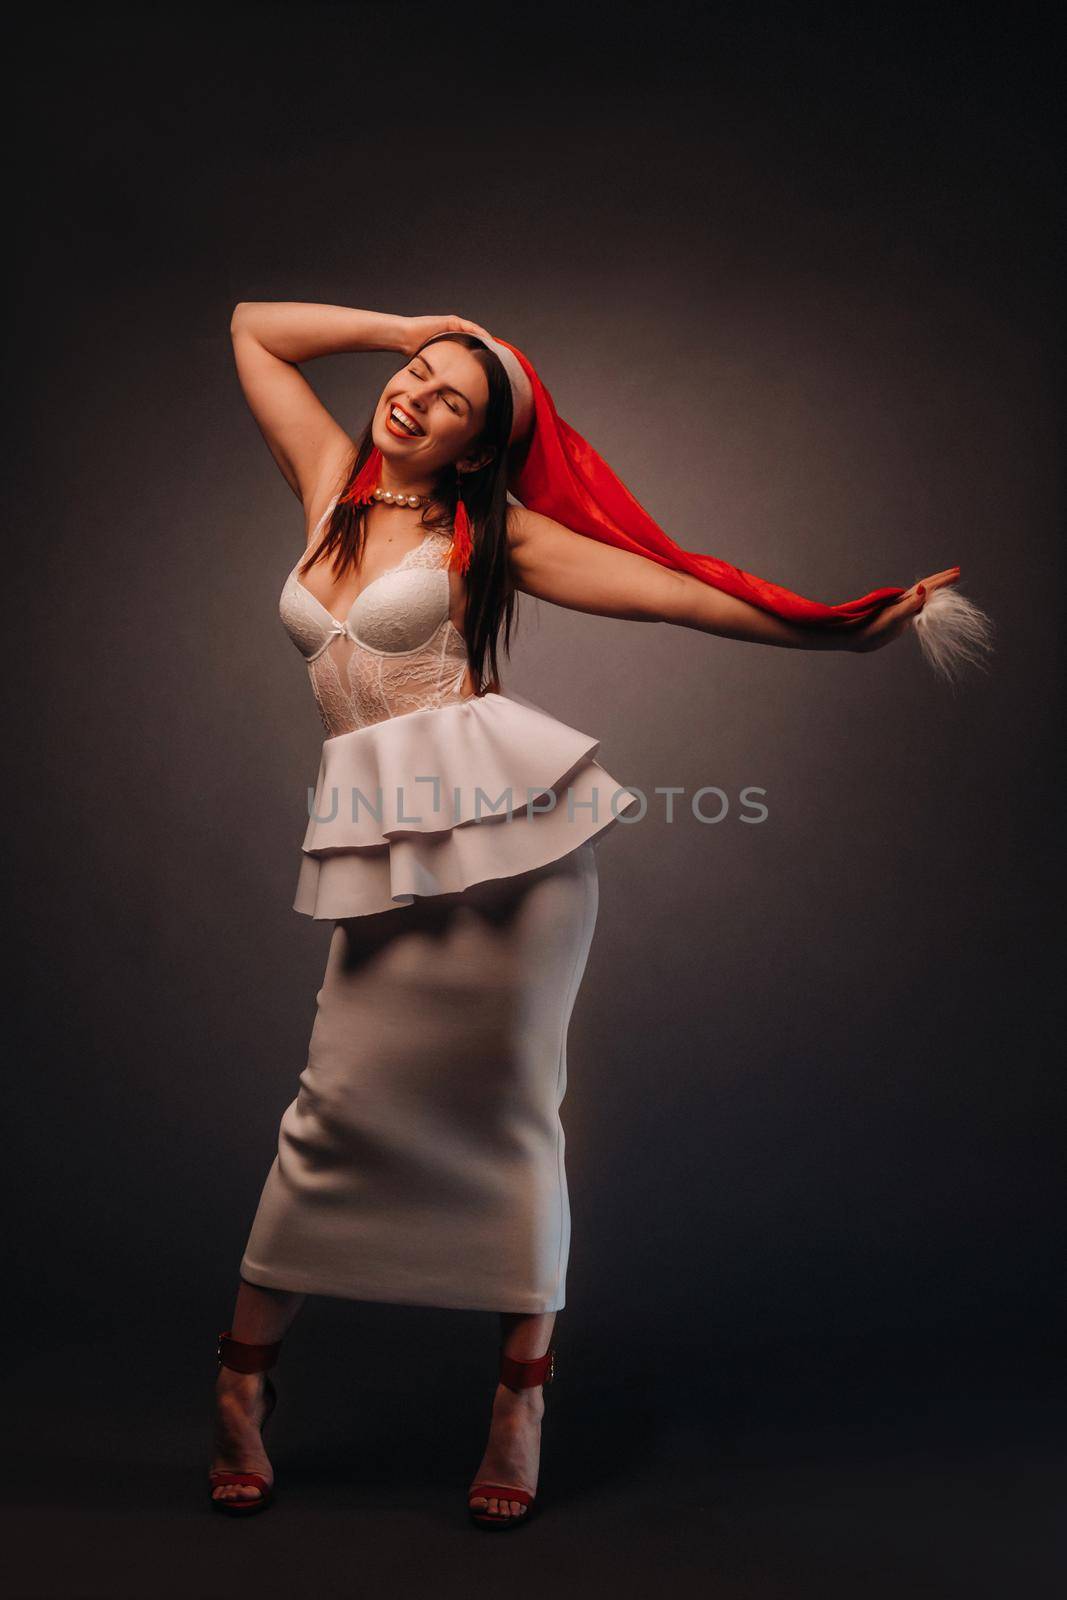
xmin=507 ymin=505 xmax=959 ymax=654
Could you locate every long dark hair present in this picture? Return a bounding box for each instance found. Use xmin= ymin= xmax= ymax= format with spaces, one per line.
xmin=298 ymin=333 xmax=519 ymax=695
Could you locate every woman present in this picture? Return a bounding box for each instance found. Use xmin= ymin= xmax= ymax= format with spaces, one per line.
xmin=209 ymin=301 xmax=967 ymax=1526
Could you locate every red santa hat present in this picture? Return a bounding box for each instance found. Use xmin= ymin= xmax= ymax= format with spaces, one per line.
xmin=481 ymin=332 xmax=992 ymax=680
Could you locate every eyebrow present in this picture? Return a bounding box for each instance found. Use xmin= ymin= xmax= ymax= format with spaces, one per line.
xmin=412 ymin=354 xmax=472 ymax=411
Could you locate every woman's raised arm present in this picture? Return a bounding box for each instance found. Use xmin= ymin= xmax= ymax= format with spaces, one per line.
xmin=229 ymin=302 xmax=410 ymax=512
xmin=230 ymin=303 xmax=498 ymax=519
xmin=507 ymin=505 xmax=959 ymax=653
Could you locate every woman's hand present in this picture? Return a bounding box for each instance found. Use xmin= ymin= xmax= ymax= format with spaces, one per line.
xmin=846 ymin=566 xmax=961 ymax=653
xmin=397 ymin=312 xmax=495 ymax=357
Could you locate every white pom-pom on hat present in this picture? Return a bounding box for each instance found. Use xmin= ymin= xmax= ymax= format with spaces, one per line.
xmin=912 ymin=585 xmax=995 ymax=685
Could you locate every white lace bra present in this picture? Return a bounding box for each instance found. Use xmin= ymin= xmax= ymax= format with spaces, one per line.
xmin=279 ymin=497 xmax=472 ymax=736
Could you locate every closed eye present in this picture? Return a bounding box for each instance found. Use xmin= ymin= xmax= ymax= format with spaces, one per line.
xmin=409 ymin=366 xmax=462 ymax=415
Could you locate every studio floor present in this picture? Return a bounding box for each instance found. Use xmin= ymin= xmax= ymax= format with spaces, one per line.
xmin=4 ymin=1317 xmax=1063 ymax=1600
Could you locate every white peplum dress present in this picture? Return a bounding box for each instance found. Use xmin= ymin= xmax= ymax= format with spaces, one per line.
xmin=238 ymin=500 xmax=640 ymax=1313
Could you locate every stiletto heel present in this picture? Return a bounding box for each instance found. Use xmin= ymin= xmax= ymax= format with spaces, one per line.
xmin=468 ymin=1343 xmax=556 ymax=1529
xmin=208 ymin=1329 xmax=282 ymax=1516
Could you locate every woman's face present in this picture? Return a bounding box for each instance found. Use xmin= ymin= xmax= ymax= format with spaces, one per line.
xmin=372 ymin=341 xmax=492 ymax=479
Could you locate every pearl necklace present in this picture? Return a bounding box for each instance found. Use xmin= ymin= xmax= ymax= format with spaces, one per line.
xmin=370 ymin=485 xmax=437 ymax=509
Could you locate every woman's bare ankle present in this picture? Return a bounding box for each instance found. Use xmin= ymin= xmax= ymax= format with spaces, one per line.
xmin=215 ymin=1366 xmax=270 ymax=1413
xmin=493 ymin=1380 xmax=545 ymax=1416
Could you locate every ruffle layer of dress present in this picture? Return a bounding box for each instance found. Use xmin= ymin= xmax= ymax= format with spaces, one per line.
xmin=293 ymin=690 xmax=640 ymax=919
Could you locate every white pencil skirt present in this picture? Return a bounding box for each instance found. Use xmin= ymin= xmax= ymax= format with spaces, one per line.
xmin=239 ymin=840 xmax=600 ymax=1313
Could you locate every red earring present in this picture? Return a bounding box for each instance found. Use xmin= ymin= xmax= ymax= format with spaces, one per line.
xmin=339 ymin=445 xmax=383 ymax=507
xmin=449 ymin=469 xmax=474 ymax=575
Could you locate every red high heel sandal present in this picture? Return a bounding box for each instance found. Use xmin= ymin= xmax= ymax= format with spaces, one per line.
xmin=208 ymin=1329 xmax=282 ymax=1516
xmin=468 ymin=1344 xmax=556 ymax=1530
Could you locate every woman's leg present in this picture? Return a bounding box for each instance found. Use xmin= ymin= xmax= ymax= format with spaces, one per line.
xmin=209 ymin=1278 xmax=306 ymax=1505
xmin=468 ymin=1310 xmax=557 ymax=1521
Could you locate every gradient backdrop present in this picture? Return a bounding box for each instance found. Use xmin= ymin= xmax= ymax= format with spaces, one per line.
xmin=6 ymin=2 xmax=1063 ymax=1594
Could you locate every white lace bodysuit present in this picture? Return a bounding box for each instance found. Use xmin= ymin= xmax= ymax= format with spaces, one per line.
xmin=279 ymin=497 xmax=472 ymax=736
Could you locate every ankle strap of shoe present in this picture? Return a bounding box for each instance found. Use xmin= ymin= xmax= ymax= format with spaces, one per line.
xmin=217 ymin=1329 xmax=283 ymax=1373
xmin=499 ymin=1345 xmax=556 ymax=1392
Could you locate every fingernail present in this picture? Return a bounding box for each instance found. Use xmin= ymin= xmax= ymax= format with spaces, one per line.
xmin=917 ymin=585 xmax=926 ymax=598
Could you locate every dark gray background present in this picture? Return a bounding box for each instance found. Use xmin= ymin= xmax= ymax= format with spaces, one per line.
xmin=6 ymin=2 xmax=1063 ymax=1594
